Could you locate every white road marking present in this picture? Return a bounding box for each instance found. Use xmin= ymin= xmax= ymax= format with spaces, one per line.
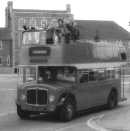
xmin=55 ymin=123 xmax=84 ymax=131
xmin=87 ymin=114 xmax=109 ymax=131
xmin=55 ymin=114 xmax=109 ymax=131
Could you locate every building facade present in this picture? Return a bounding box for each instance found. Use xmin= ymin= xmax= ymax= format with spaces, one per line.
xmin=0 ymin=28 xmax=12 ymax=67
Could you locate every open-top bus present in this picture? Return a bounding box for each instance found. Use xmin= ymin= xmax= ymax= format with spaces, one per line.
xmin=16 ymin=29 xmax=127 ymax=121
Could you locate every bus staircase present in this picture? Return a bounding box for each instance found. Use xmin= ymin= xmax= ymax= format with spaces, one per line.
xmin=121 ymin=65 xmax=130 ymax=101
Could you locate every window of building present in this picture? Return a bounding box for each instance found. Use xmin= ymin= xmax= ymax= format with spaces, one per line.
xmin=0 ymin=41 xmax=3 ymax=49
xmin=7 ymin=55 xmax=10 ymax=66
xmin=0 ymin=57 xmax=2 ymax=65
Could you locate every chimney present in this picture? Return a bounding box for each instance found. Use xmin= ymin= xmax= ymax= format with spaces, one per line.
xmin=66 ymin=4 xmax=71 ymax=13
xmin=8 ymin=1 xmax=13 ymax=16
xmin=6 ymin=1 xmax=13 ymax=28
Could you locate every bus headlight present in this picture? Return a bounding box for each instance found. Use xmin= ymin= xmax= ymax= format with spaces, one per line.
xmin=17 ymin=85 xmax=24 ymax=89
xmin=49 ymin=95 xmax=55 ymax=103
xmin=20 ymin=94 xmax=26 ymax=101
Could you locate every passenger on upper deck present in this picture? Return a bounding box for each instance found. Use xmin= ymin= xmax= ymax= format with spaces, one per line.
xmin=56 ymin=19 xmax=80 ymax=43
xmin=66 ymin=21 xmax=80 ymax=41
xmin=56 ymin=18 xmax=71 ymax=44
xmin=22 ymin=19 xmax=80 ymax=45
xmin=46 ymin=28 xmax=55 ymax=44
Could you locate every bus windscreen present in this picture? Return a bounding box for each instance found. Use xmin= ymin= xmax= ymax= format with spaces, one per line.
xmin=38 ymin=66 xmax=76 ymax=83
xmin=22 ymin=31 xmax=46 ymax=45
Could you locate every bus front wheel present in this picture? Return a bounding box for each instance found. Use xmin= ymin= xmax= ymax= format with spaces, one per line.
xmin=17 ymin=105 xmax=30 ymax=119
xmin=107 ymin=90 xmax=118 ymax=109
xmin=58 ymin=99 xmax=76 ymax=122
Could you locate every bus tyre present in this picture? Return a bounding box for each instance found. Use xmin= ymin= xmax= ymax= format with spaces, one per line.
xmin=17 ymin=105 xmax=30 ymax=119
xmin=107 ymin=90 xmax=118 ymax=109
xmin=59 ymin=99 xmax=75 ymax=122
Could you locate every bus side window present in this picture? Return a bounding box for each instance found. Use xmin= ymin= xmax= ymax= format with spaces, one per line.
xmin=97 ymin=70 xmax=106 ymax=80
xmin=111 ymin=70 xmax=115 ymax=79
xmin=106 ymin=70 xmax=115 ymax=79
xmin=89 ymin=71 xmax=96 ymax=81
xmin=79 ymin=73 xmax=89 ymax=83
xmin=115 ymin=69 xmax=121 ymax=79
xmin=46 ymin=28 xmax=54 ymax=44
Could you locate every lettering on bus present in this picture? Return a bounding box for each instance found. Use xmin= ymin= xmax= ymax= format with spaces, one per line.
xmin=29 ymin=47 xmax=51 ymax=56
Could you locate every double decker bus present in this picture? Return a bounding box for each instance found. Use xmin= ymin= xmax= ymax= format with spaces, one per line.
xmin=16 ymin=29 xmax=127 ymax=121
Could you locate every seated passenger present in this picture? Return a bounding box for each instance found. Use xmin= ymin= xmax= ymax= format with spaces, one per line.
xmin=46 ymin=28 xmax=55 ymax=44
xmin=38 ymin=70 xmax=51 ymax=82
xmin=53 ymin=31 xmax=59 ymax=45
xmin=56 ymin=18 xmax=71 ymax=44
xmin=66 ymin=21 xmax=80 ymax=41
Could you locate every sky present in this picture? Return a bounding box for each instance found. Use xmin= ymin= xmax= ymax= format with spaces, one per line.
xmin=0 ymin=0 xmax=130 ymax=31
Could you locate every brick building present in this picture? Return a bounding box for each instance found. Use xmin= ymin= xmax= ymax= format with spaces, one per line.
xmin=0 ymin=28 xmax=12 ymax=67
xmin=0 ymin=1 xmax=130 ymax=71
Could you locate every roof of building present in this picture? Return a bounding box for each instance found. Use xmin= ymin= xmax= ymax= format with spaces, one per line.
xmin=76 ymin=20 xmax=130 ymax=41
xmin=0 ymin=28 xmax=11 ymax=40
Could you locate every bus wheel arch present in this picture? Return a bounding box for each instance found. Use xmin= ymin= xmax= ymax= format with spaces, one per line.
xmin=17 ymin=105 xmax=31 ymax=119
xmin=58 ymin=93 xmax=76 ymax=106
xmin=107 ymin=88 xmax=118 ymax=109
xmin=57 ymin=93 xmax=77 ymax=122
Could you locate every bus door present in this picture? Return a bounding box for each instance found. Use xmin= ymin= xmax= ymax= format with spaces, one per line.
xmin=77 ymin=70 xmax=101 ymax=110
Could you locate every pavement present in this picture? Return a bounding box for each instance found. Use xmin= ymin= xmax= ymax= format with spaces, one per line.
xmin=0 ymin=74 xmax=17 ymax=82
xmin=0 ymin=74 xmax=17 ymax=77
xmin=97 ymin=107 xmax=130 ymax=131
xmin=94 ymin=80 xmax=130 ymax=131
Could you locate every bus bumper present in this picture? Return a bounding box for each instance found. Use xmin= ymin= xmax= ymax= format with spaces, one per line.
xmin=16 ymin=101 xmax=56 ymax=113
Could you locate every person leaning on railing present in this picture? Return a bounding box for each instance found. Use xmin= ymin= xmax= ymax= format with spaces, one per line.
xmin=65 ymin=21 xmax=80 ymax=42
xmin=45 ymin=18 xmax=80 ymax=44
xmin=55 ymin=18 xmax=71 ymax=44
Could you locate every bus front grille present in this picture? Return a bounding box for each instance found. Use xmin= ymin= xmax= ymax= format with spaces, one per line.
xmin=27 ymin=89 xmax=48 ymax=105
